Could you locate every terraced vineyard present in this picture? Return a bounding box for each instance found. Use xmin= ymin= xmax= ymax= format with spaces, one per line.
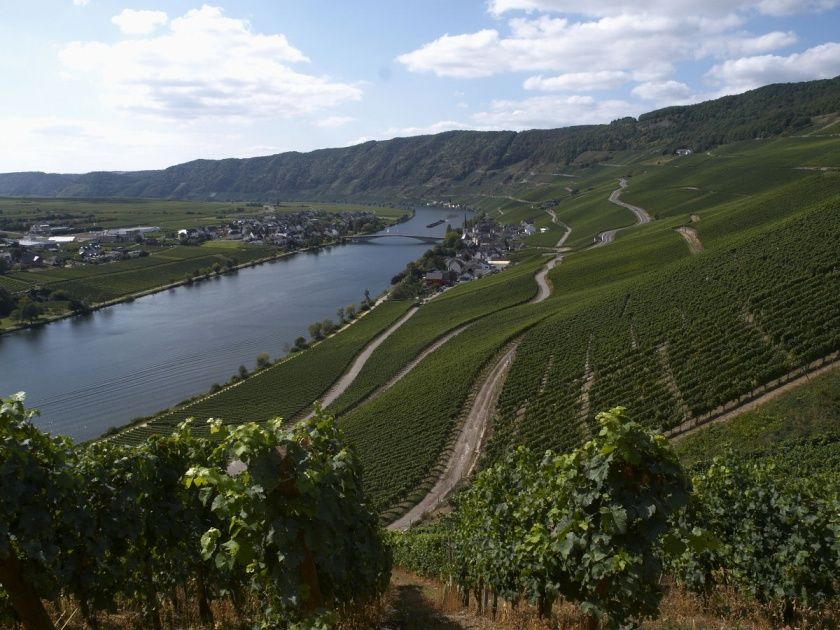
xmin=483 ymin=198 xmax=840 ymax=463
xmin=325 ymin=256 xmax=544 ymax=417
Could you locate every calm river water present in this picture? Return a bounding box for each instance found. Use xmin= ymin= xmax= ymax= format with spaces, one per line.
xmin=0 ymin=206 xmax=462 ymax=441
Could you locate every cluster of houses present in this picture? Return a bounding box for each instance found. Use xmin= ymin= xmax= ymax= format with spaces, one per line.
xmin=176 ymin=209 xmax=383 ymax=248
xmin=424 ymin=217 xmax=525 ymax=287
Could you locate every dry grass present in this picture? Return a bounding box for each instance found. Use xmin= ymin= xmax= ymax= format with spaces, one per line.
xmin=385 ymin=570 xmax=840 ymax=630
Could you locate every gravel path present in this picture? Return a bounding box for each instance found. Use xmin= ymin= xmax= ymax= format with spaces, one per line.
xmin=302 ymin=306 xmax=420 ymax=419
xmin=388 ymin=342 xmax=520 ymax=531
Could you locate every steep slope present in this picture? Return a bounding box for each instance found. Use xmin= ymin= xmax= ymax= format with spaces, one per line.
xmin=1 ymin=77 xmax=838 ymax=201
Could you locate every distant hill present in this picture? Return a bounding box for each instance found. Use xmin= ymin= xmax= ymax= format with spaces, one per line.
xmin=2 ymin=77 xmax=838 ymax=201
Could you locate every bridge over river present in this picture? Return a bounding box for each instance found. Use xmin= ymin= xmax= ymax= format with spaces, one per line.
xmin=346 ymin=233 xmax=443 ymax=244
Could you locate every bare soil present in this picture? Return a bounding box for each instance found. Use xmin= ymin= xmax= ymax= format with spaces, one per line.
xmin=675 ymin=226 xmax=704 ymax=254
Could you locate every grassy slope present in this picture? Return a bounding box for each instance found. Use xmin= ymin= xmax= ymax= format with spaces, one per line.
xmin=674 ymin=365 xmax=840 ymax=482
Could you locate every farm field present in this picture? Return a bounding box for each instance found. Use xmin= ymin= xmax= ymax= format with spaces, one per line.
xmin=0 ymin=196 xmax=405 ymax=233
xmin=5 ymin=243 xmax=276 ymax=302
xmin=325 ymin=256 xmax=545 ymax=417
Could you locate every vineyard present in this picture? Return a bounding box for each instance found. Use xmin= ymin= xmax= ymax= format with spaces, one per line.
xmin=324 ymin=256 xmax=544 ymax=417
xmin=388 ymin=409 xmax=840 ymax=627
xmin=482 ymin=197 xmax=840 ymax=463
xmin=0 ymin=395 xmax=390 ymax=629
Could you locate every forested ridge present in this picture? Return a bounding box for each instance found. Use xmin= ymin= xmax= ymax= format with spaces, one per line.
xmin=1 ymin=77 xmax=838 ymax=201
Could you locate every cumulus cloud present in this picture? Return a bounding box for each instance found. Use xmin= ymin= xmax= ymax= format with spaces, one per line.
xmin=631 ymin=80 xmax=697 ymax=105
xmin=397 ymin=13 xmax=791 ymax=81
xmin=59 ymin=5 xmax=361 ymax=120
xmin=472 ymin=94 xmax=641 ymax=130
xmin=111 ymin=9 xmax=169 ymax=35
xmin=524 ymin=70 xmax=630 ymax=91
xmin=707 ymin=41 xmax=840 ymax=93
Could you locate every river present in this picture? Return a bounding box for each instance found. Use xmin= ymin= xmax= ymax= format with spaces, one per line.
xmin=0 ymin=206 xmax=463 ymax=441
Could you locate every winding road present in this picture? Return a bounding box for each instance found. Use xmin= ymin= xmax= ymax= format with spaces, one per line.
xmin=591 ymin=178 xmax=651 ymax=248
xmin=530 ymin=209 xmax=572 ymax=303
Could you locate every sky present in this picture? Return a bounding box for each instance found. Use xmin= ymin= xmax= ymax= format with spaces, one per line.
xmin=2 ymin=0 xmax=840 ymax=173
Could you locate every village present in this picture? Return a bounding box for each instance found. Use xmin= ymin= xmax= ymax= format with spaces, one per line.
xmin=0 ymin=208 xmax=387 ymax=270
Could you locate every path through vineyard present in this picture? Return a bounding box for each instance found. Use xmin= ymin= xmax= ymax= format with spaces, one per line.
xmin=388 ymin=342 xmax=520 ymax=530
xmin=592 ymin=178 xmax=652 ymax=247
xmin=381 ymin=569 xmax=484 ymax=628
xmin=675 ymin=226 xmax=704 ymax=253
xmin=301 ymin=306 xmax=419 ymax=418
xmin=529 ymin=209 xmax=570 ymax=303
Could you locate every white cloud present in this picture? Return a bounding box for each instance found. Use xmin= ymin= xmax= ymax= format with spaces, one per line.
xmin=59 ymin=5 xmax=362 ymax=121
xmin=315 ymin=115 xmax=354 ymax=128
xmin=397 ymin=14 xmax=791 ymax=81
xmin=631 ymin=80 xmax=696 ymax=104
xmin=472 ymin=94 xmax=640 ymax=130
xmin=707 ymin=41 xmax=840 ymax=93
xmin=487 ymin=0 xmax=839 ymax=16
xmin=524 ymin=70 xmax=630 ymax=91
xmin=111 ymin=9 xmax=169 ymax=35
xmin=72 ymin=0 xmax=89 ymax=6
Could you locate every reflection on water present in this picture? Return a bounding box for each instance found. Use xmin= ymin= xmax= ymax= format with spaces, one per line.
xmin=0 ymin=207 xmax=462 ymax=441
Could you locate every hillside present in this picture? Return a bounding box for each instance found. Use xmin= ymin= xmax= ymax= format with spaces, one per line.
xmin=1 ymin=77 xmax=839 ymax=201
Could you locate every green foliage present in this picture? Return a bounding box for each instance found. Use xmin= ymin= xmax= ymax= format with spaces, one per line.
xmin=0 ymin=395 xmax=389 ymax=628
xmin=186 ymin=410 xmax=390 ymax=624
xmin=667 ymin=457 xmax=840 ymax=622
xmin=392 ymin=408 xmax=691 ymax=628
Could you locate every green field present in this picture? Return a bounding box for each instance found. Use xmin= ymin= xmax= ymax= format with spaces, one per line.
xmin=675 ymin=365 xmax=840 ymax=482
xmin=0 ymin=197 xmax=405 ymax=233
xmin=5 ymin=243 xmax=277 ymax=303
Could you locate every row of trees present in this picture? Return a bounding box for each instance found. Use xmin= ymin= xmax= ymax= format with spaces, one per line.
xmin=0 ymin=396 xmax=390 ymax=629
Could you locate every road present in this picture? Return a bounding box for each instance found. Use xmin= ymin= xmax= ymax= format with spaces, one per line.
xmin=675 ymin=226 xmax=704 ymax=254
xmin=591 ymin=178 xmax=651 ymax=248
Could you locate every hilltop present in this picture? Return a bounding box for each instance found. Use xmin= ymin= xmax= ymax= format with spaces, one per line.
xmin=1 ymin=77 xmax=839 ymax=201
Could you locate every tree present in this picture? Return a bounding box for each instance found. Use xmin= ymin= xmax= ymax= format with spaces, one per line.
xmin=238 ymin=365 xmax=249 ymax=379
xmin=12 ymin=298 xmax=43 ymax=324
xmin=256 ymin=353 xmax=271 ymax=370
xmin=0 ymin=287 xmax=14 ymax=317
xmin=345 ymin=304 xmax=356 ymax=320
xmin=336 ymin=306 xmax=345 ymax=324
xmin=308 ymin=321 xmax=323 ymax=341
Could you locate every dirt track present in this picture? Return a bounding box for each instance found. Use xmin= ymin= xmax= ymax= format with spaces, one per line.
xmin=303 ymin=306 xmax=420 ymax=418
xmin=675 ymin=226 xmax=704 ymax=254
xmin=388 ymin=342 xmax=520 ymax=531
xmin=529 ymin=209 xmax=571 ymax=303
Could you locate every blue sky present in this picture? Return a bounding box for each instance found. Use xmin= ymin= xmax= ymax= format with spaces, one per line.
xmin=2 ymin=0 xmax=839 ymax=172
